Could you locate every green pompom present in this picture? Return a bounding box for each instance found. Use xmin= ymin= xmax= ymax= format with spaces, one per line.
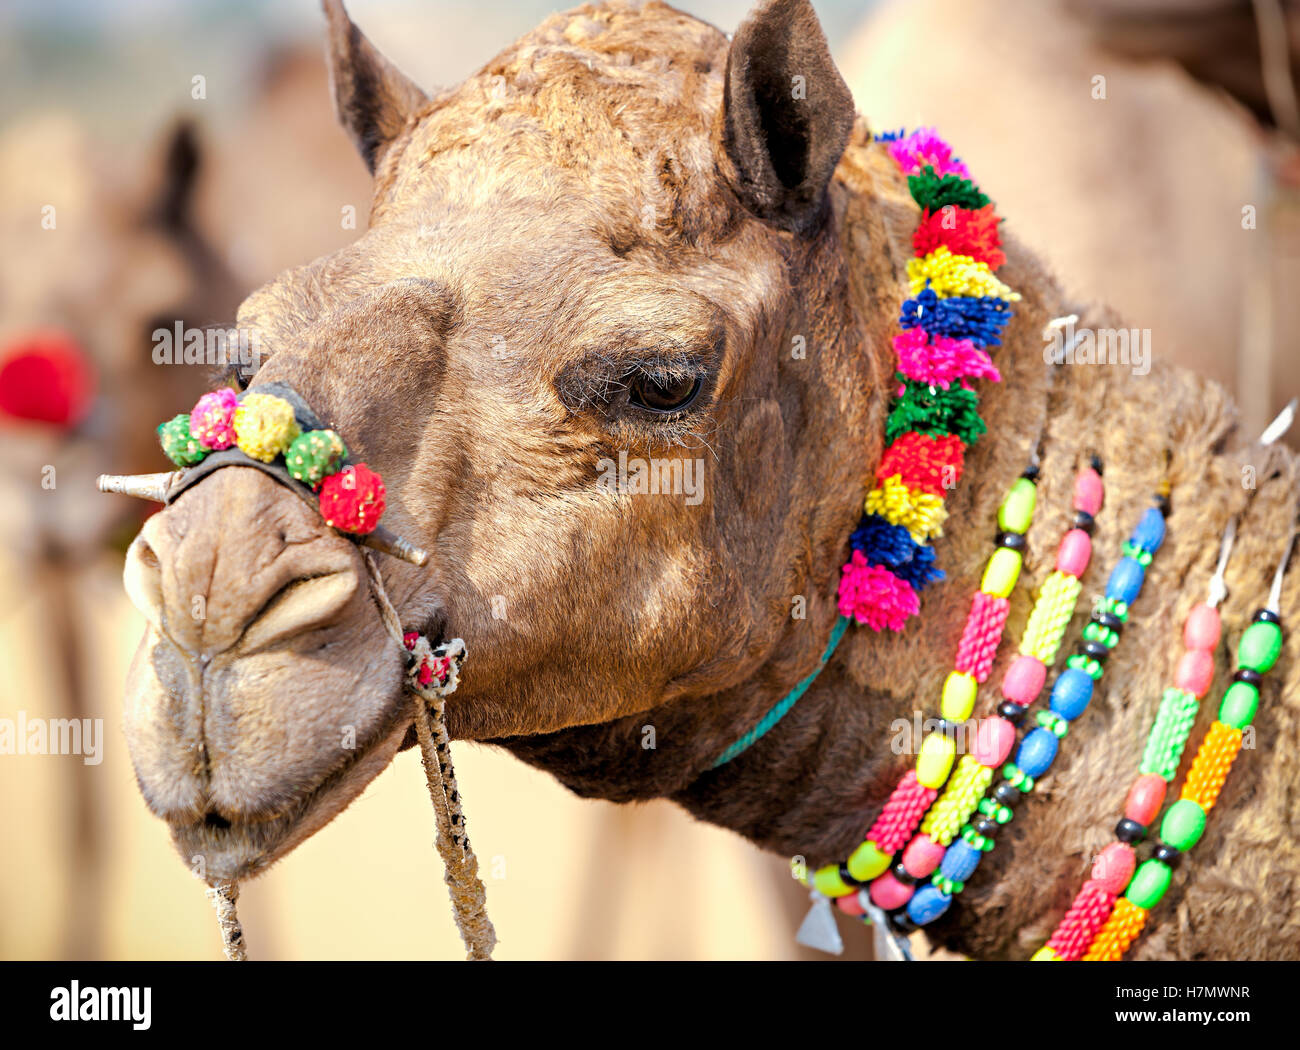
xmin=285 ymin=429 xmax=347 ymax=486
xmin=908 ymin=166 xmax=991 ymax=212
xmin=885 ymin=377 xmax=987 ymax=446
xmin=158 ymin=414 xmax=207 ymax=467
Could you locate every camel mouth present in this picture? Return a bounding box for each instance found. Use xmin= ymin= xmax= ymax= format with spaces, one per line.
xmin=162 ymin=684 xmax=416 ymax=883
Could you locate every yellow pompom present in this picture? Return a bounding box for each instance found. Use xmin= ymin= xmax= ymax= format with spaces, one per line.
xmin=234 ymin=393 xmax=300 ymax=463
xmin=908 ymin=246 xmax=1021 ymax=301
xmin=864 ymin=474 xmax=948 ymax=544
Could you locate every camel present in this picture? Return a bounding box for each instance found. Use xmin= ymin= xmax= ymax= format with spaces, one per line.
xmin=115 ymin=0 xmax=1300 ymax=960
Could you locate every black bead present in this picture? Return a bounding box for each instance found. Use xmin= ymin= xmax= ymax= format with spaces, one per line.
xmin=839 ymin=863 xmax=862 ymax=888
xmin=888 ymin=909 xmax=918 ymax=934
xmin=1232 ymin=668 xmax=1263 ymax=688
xmin=1022 ymin=463 xmax=1041 ymax=481
xmin=1089 ymin=455 xmax=1104 ymax=475
xmin=996 ymin=531 xmax=1027 ymax=552
xmin=1253 ymin=608 xmax=1281 ymax=626
xmin=1156 ymin=493 xmax=1172 ymax=517
xmin=1094 ymin=611 xmax=1124 ymax=634
xmin=1115 ymin=818 xmax=1146 ymax=844
xmin=891 ymin=862 xmax=917 ymax=886
xmin=997 ymin=701 xmax=1026 ymax=725
xmin=974 ymin=816 xmax=998 ymax=838
xmin=1081 ymin=639 xmax=1110 ymax=662
xmin=1153 ymin=843 xmax=1181 ymax=868
xmin=993 ymin=781 xmax=1020 ymax=806
xmin=1072 ymin=510 xmax=1096 ymax=534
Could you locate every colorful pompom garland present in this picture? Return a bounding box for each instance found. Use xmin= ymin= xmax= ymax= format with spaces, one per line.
xmin=847 ymin=129 xmax=1017 ymax=633
xmin=157 ymin=389 xmax=384 ymax=535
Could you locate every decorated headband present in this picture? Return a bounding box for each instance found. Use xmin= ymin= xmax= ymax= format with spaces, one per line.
xmin=97 ymin=381 xmax=428 ymax=566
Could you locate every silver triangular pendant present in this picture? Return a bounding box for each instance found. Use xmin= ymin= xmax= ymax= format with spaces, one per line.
xmin=795 ymin=892 xmax=844 ymax=955
xmin=863 ymin=899 xmax=914 ymax=961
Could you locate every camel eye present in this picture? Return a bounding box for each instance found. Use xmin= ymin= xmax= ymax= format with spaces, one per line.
xmin=627 ymin=371 xmax=703 ymax=414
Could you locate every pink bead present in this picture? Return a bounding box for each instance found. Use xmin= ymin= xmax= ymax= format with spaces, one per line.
xmin=1183 ymin=603 xmax=1221 ymax=651
xmin=1002 ymin=655 xmax=1046 ymax=705
xmin=1175 ymin=649 xmax=1216 ymax=697
xmin=1073 ymin=467 xmax=1104 ymax=515
xmin=835 ymin=891 xmax=866 ymax=917
xmin=972 ymin=716 xmax=1016 ymax=767
xmin=869 ymin=871 xmax=915 ymax=910
xmin=1091 ymin=842 xmax=1137 ymax=895
xmin=1055 ymin=528 xmax=1092 ymax=578
xmin=902 ymin=834 xmax=945 ymax=878
xmin=1125 ymin=773 xmax=1166 ymax=827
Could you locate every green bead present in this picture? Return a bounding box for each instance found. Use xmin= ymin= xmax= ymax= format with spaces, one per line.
xmin=1238 ymin=621 xmax=1283 ymax=674
xmin=157 ymin=414 xmax=207 ymax=467
xmin=1160 ymin=798 xmax=1207 ymax=852
xmin=1105 ymin=599 xmax=1130 ymax=622
xmin=998 ymin=477 xmax=1038 ymax=533
xmin=1218 ymin=680 xmax=1260 ymax=729
xmin=1125 ymin=858 xmax=1173 ymax=910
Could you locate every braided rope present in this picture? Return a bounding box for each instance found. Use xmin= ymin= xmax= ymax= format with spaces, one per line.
xmin=1047 ymin=880 xmax=1117 ymax=960
xmin=954 ymin=592 xmax=1011 ymax=680
xmin=920 ymin=754 xmax=995 ymax=846
xmin=364 ymin=551 xmax=497 ymax=960
xmin=1082 ymin=896 xmax=1148 ymax=961
xmin=866 ymin=771 xmax=939 ymax=854
xmin=1180 ymin=720 xmax=1244 ymax=813
xmin=1019 ymin=570 xmax=1082 ymax=664
xmin=205 ymin=880 xmax=247 ymax=961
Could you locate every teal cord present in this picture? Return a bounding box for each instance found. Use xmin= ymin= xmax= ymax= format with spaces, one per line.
xmin=711 ymin=615 xmax=851 ymax=769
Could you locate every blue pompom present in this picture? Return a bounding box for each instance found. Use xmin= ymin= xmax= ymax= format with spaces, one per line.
xmin=1106 ymin=556 xmax=1145 ymax=604
xmin=1017 ymin=727 xmax=1059 ymax=778
xmin=1130 ymin=506 xmax=1167 ymax=553
xmin=907 ymin=883 xmax=953 ymax=926
xmin=940 ymin=840 xmax=983 ymax=883
xmin=899 ymin=288 xmax=1013 ymax=347
xmin=1049 ymin=667 xmax=1095 ymax=722
xmin=850 ymin=514 xmax=944 ymax=591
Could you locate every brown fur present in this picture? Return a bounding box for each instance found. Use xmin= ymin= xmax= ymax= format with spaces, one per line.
xmin=120 ymin=0 xmax=1300 ymax=959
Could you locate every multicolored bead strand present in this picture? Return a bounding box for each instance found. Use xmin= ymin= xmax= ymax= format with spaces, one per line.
xmin=1034 ymin=518 xmax=1238 ymax=961
xmin=805 ymin=464 xmax=1039 ymax=912
xmin=892 ymin=495 xmax=1170 ymax=931
xmin=840 ymin=128 xmax=1017 ymax=633
xmin=857 ymin=460 xmax=1105 ymax=913
xmin=1081 ymin=532 xmax=1294 ymax=961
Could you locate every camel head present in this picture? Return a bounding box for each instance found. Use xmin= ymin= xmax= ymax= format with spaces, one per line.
xmin=120 ymin=0 xmax=876 ymax=882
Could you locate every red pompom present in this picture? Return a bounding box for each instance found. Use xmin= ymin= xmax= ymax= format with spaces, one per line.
xmin=318 ymin=463 xmax=386 ymax=534
xmin=875 ymin=432 xmax=966 ymax=496
xmin=913 ymin=204 xmax=1006 ymax=269
xmin=0 ymin=330 xmax=95 ymax=427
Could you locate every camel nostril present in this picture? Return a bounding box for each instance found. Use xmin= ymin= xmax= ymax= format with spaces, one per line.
xmin=124 ymin=534 xmax=165 ymax=629
xmin=204 ymin=810 xmax=232 ymax=831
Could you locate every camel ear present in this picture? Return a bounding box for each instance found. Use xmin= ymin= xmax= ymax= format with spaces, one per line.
xmin=151 ymin=120 xmax=202 ymax=229
xmin=720 ymin=0 xmax=855 ymax=234
xmin=321 ymin=0 xmax=427 ymax=174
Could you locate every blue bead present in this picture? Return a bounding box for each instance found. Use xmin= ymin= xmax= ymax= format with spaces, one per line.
xmin=1106 ymin=556 xmax=1145 ymax=604
xmin=1049 ymin=667 xmax=1095 ymax=721
xmin=1130 ymin=506 xmax=1167 ymax=553
xmin=940 ymin=839 xmax=983 ymax=882
xmin=907 ymin=883 xmax=953 ymax=926
xmin=1017 ymin=727 xmax=1059 ymax=778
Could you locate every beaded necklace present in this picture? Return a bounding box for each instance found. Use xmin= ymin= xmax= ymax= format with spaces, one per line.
xmin=1081 ymin=531 xmax=1294 ymax=961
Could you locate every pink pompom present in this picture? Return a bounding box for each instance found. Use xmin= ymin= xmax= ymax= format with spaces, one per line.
xmin=1073 ymin=467 xmax=1104 ymax=516
xmin=190 ymin=387 xmax=239 ymax=450
xmin=892 ymin=328 xmax=1001 ymax=389
xmin=972 ymin=716 xmax=1016 ymax=767
xmin=869 ymin=871 xmax=915 ymax=910
xmin=902 ymin=834 xmax=945 ymax=879
xmin=1183 ymin=603 xmax=1221 ymax=651
xmin=1002 ymin=655 xmax=1046 ymax=706
xmin=1055 ymin=528 xmax=1092 ymax=578
xmin=1176 ymin=649 xmax=1215 ymax=697
xmin=837 ymin=551 xmax=920 ymax=631
xmin=887 ymin=128 xmax=970 ymax=178
xmin=1091 ymin=842 xmax=1137 ymax=896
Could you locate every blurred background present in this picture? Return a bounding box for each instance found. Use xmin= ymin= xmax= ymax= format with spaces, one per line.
xmin=1 ymin=0 xmax=1297 ymax=960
